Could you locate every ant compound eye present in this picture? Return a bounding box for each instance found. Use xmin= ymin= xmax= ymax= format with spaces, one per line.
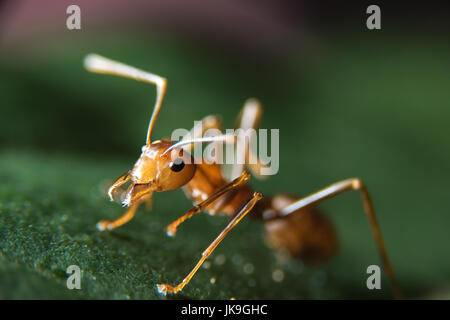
xmin=169 ymin=158 xmax=185 ymax=172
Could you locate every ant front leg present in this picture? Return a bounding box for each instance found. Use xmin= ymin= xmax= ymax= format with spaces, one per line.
xmin=97 ymin=197 xmax=144 ymax=231
xmin=98 ymin=184 xmax=153 ymax=231
xmin=96 ymin=171 xmax=133 ymax=231
xmin=157 ymin=191 xmax=263 ymax=296
xmin=165 ymin=171 xmax=251 ymax=237
xmin=272 ymin=178 xmax=403 ymax=299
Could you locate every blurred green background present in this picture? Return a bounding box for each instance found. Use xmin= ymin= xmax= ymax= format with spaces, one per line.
xmin=0 ymin=1 xmax=449 ymax=299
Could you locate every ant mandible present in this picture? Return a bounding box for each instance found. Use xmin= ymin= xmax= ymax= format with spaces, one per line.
xmin=84 ymin=54 xmax=402 ymax=298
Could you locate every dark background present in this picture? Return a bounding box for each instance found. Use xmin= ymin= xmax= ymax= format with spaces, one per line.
xmin=0 ymin=0 xmax=449 ymax=299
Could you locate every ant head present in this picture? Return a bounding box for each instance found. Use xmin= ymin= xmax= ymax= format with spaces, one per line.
xmin=117 ymin=140 xmax=196 ymax=207
xmin=117 ymin=134 xmax=234 ymax=207
xmin=130 ymin=140 xmax=196 ymax=192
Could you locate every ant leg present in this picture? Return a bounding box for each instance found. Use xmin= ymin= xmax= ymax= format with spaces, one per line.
xmin=98 ymin=184 xmax=153 ymax=231
xmin=270 ymin=178 xmax=403 ymax=299
xmin=231 ymin=98 xmax=270 ymax=180
xmin=165 ymin=171 xmax=251 ymax=237
xmin=97 ymin=199 xmax=142 ymax=231
xmin=107 ymin=171 xmax=130 ymax=201
xmin=181 ymin=115 xmax=223 ymax=153
xmin=84 ymin=54 xmax=167 ymax=144
xmin=157 ymin=191 xmax=263 ymax=295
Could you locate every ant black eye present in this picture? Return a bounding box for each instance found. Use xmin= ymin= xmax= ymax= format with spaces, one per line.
xmin=169 ymin=158 xmax=185 ymax=172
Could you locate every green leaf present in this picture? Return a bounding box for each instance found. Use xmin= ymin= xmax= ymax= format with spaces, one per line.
xmin=1 ymin=33 xmax=450 ymax=299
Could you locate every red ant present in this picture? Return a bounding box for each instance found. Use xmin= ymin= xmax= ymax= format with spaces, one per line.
xmin=84 ymin=54 xmax=401 ymax=298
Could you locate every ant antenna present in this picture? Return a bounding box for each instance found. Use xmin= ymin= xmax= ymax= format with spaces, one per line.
xmin=163 ymin=134 xmax=237 ymax=155
xmin=84 ymin=53 xmax=167 ymax=145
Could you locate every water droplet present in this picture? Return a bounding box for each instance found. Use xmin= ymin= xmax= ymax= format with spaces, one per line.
xmin=215 ymin=254 xmax=226 ymax=265
xmin=203 ymin=261 xmax=211 ymax=269
xmin=210 ymin=277 xmax=216 ymax=284
xmin=243 ymin=263 xmax=254 ymax=274
xmin=248 ymin=278 xmax=256 ymax=287
xmin=272 ymin=269 xmax=284 ymax=282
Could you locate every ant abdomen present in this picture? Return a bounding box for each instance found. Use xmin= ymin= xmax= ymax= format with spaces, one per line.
xmin=260 ymin=194 xmax=338 ymax=264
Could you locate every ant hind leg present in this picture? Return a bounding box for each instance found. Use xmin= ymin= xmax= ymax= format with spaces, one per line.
xmin=266 ymin=178 xmax=403 ymax=299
